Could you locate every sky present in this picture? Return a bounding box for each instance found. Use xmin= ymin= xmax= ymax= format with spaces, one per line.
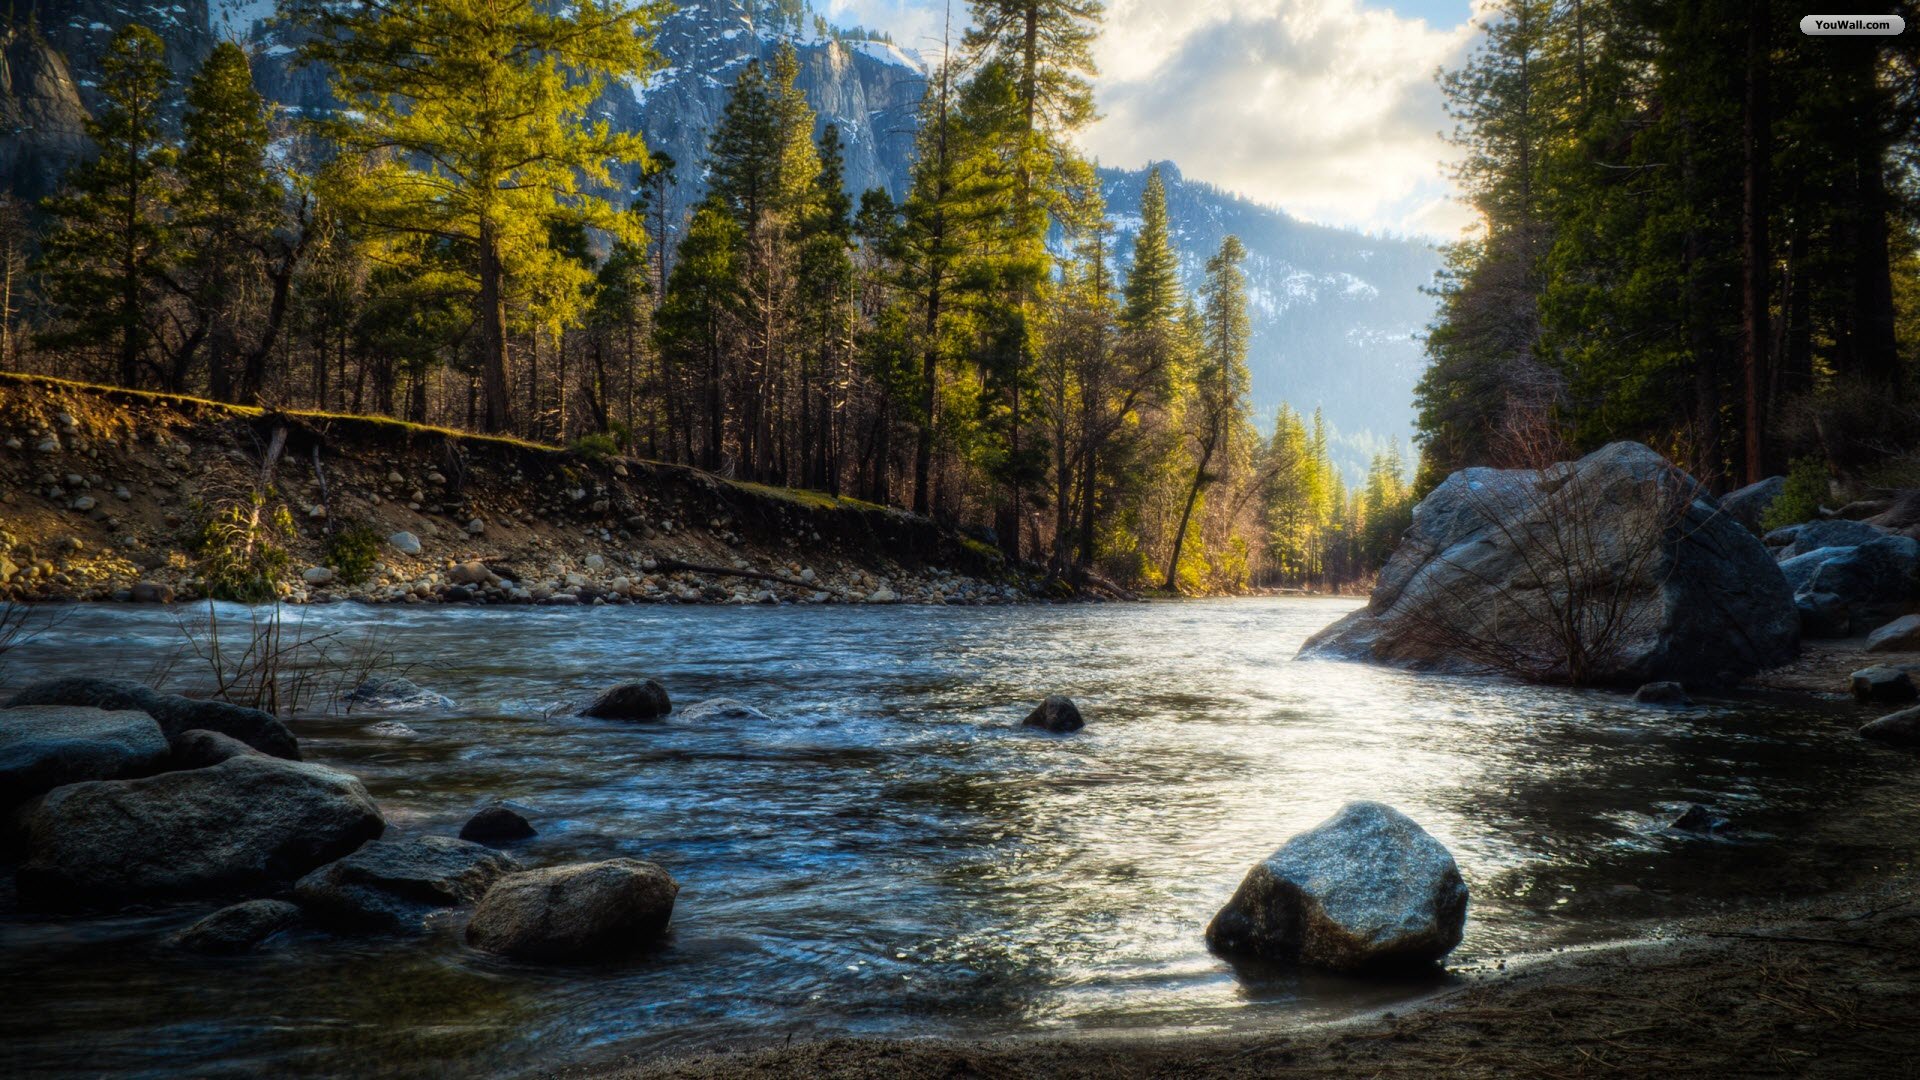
xmin=817 ymin=0 xmax=1486 ymax=239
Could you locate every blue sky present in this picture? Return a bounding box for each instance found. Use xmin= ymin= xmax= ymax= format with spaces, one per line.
xmin=819 ymin=0 xmax=1487 ymax=238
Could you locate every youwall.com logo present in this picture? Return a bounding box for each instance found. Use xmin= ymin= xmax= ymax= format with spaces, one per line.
xmin=1800 ymin=13 xmax=1906 ymax=34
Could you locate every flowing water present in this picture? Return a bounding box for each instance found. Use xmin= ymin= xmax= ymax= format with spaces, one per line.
xmin=2 ymin=598 xmax=1913 ymax=1077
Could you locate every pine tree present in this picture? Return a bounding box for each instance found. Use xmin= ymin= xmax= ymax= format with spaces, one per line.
xmin=295 ymin=0 xmax=668 ymax=433
xmin=37 ymin=24 xmax=175 ymax=389
xmin=179 ymin=41 xmax=283 ymax=403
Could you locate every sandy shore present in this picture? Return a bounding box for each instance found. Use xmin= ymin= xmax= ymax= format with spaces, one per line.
xmin=583 ymin=873 xmax=1920 ymax=1079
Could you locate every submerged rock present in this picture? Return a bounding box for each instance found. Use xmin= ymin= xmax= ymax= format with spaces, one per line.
xmin=1205 ymin=802 xmax=1469 ymax=971
xmin=0 ymin=706 xmax=169 ymax=807
xmin=17 ymin=755 xmax=385 ymax=909
xmin=1298 ymin=443 xmax=1797 ymax=686
xmin=169 ymin=899 xmax=302 ymax=954
xmin=4 ymin=678 xmax=299 ymax=760
xmin=1859 ymin=706 xmax=1920 ymax=747
xmin=1867 ymin=615 xmax=1920 ymax=654
xmin=294 ymin=835 xmax=516 ymax=931
xmin=1669 ymin=804 xmax=1727 ymax=834
xmin=1023 ymin=695 xmax=1085 ymax=733
xmin=459 ymin=802 xmax=536 ymax=845
xmin=466 ymin=858 xmax=679 ymax=961
xmin=1852 ymin=666 xmax=1919 ymax=705
xmin=675 ymin=697 xmax=770 ymax=723
xmin=580 ymin=681 xmax=672 ymax=720
xmin=1632 ymin=682 xmax=1692 ymax=706
xmin=343 ymin=677 xmax=455 ymax=714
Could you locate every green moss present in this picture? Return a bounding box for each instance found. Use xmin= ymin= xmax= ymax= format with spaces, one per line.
xmin=958 ymin=536 xmax=1004 ymax=564
xmin=568 ymin=433 xmax=620 ymax=460
xmin=726 ymin=479 xmax=888 ymax=514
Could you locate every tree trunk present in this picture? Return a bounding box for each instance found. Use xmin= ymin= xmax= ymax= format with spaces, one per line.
xmin=1739 ymin=0 xmax=1769 ymax=484
xmin=477 ymin=223 xmax=512 ymax=433
xmin=1164 ymin=432 xmax=1216 ymax=593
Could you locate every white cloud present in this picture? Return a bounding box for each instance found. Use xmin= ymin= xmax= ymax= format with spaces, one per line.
xmin=1085 ymin=0 xmax=1479 ymax=238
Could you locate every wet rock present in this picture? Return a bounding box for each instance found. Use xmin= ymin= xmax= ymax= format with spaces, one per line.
xmin=388 ymin=531 xmax=422 ymax=555
xmin=466 ymin=858 xmax=679 ymax=961
xmin=1802 ymin=537 xmax=1920 ymax=634
xmin=294 ymin=835 xmax=516 ymax=931
xmin=580 ymin=680 xmax=672 ymax=720
xmin=1779 ymin=547 xmax=1856 ymax=594
xmin=1851 ymin=666 xmax=1919 ymax=705
xmin=343 ymin=677 xmax=454 ymax=714
xmin=459 ymin=802 xmax=536 ymax=845
xmin=302 ymin=566 xmax=334 ymax=585
xmin=1669 ymin=804 xmax=1726 ymax=834
xmin=676 ymin=697 xmax=769 ymax=723
xmin=1859 ymin=706 xmax=1920 ymax=747
xmin=1205 ymin=801 xmax=1468 ymax=971
xmin=1633 ymin=681 xmax=1692 ymax=706
xmin=0 ymin=706 xmax=169 ymax=807
xmin=17 ymin=755 xmax=385 ymax=909
xmin=447 ymin=560 xmax=495 ymax=586
xmin=1023 ymin=695 xmax=1085 ymax=733
xmin=1299 ymin=444 xmax=1797 ymax=686
xmin=1718 ymin=476 xmax=1784 ymax=534
xmin=169 ymin=899 xmax=302 ymax=954
xmin=4 ymin=678 xmax=299 ymax=760
xmin=1866 ymin=615 xmax=1920 ymax=653
xmin=1795 ymin=591 xmax=1852 ymax=638
xmin=130 ymin=581 xmax=174 ymax=604
xmin=169 ymin=729 xmax=266 ymax=769
xmin=867 ymin=586 xmax=897 ymax=603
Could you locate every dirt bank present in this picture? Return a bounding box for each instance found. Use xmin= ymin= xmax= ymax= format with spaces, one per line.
xmin=589 ymin=873 xmax=1920 ymax=1079
xmin=0 ymin=373 xmax=1071 ymax=606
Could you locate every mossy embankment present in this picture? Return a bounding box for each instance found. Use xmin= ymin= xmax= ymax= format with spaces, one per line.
xmin=0 ymin=372 xmax=1057 ymax=606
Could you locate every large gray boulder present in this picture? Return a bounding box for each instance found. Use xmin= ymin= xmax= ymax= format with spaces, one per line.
xmin=1718 ymin=475 xmax=1784 ymax=534
xmin=0 ymin=706 xmax=169 ymax=807
xmin=1771 ymin=519 xmax=1888 ymax=560
xmin=294 ymin=835 xmax=516 ymax=931
xmin=1206 ymin=802 xmax=1469 ymax=971
xmin=16 ymin=755 xmax=384 ymax=908
xmin=465 ymin=858 xmax=679 ymax=961
xmin=169 ymin=899 xmax=302 ymax=954
xmin=1801 ymin=537 xmax=1920 ymax=634
xmin=1299 ymin=443 xmax=1798 ymax=685
xmin=4 ymin=678 xmax=299 ymax=760
xmin=1867 ymin=615 xmax=1920 ymax=653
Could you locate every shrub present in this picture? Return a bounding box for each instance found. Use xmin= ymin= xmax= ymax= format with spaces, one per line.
xmin=324 ymin=523 xmax=383 ymax=585
xmin=569 ymin=432 xmax=619 ymax=461
xmin=187 ymin=494 xmax=294 ymax=603
xmin=1761 ymin=456 xmax=1829 ymax=532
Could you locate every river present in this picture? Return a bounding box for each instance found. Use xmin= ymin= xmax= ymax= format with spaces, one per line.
xmin=1 ymin=597 xmax=1909 ymax=1077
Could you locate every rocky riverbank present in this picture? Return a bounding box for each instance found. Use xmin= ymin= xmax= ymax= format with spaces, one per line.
xmin=596 ymin=872 xmax=1920 ymax=1078
xmin=0 ymin=374 xmax=1076 ymax=607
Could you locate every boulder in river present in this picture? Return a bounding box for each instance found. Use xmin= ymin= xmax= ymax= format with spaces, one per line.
xmin=169 ymin=728 xmax=266 ymax=770
xmin=169 ymin=899 xmax=302 ymax=954
xmin=4 ymin=678 xmax=299 ymax=760
xmin=1859 ymin=706 xmax=1920 ymax=747
xmin=1669 ymin=804 xmax=1727 ymax=834
xmin=0 ymin=706 xmax=169 ymax=807
xmin=1632 ymin=681 xmax=1692 ymax=706
xmin=466 ymin=858 xmax=679 ymax=961
xmin=1851 ymin=666 xmax=1919 ymax=705
xmin=579 ymin=681 xmax=672 ymax=720
xmin=16 ymin=755 xmax=385 ymax=909
xmin=1022 ymin=695 xmax=1085 ymax=733
xmin=459 ymin=801 xmax=537 ymax=845
xmin=1866 ymin=615 xmax=1920 ymax=654
xmin=295 ymin=835 xmax=516 ymax=931
xmin=343 ymin=676 xmax=454 ymax=714
xmin=1205 ymin=801 xmax=1469 ymax=972
xmin=675 ymin=697 xmax=770 ymax=723
xmin=1299 ymin=443 xmax=1798 ymax=686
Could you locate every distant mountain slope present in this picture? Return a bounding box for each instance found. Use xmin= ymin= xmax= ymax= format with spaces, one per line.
xmin=1098 ymin=164 xmax=1440 ymax=479
xmin=5 ymin=1 xmax=1439 ymax=479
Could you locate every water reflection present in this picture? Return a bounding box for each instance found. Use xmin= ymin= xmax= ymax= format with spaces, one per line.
xmin=0 ymin=598 xmax=1911 ymax=1077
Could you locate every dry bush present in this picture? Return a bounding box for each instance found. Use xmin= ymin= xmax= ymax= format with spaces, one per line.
xmin=162 ymin=601 xmax=410 ymax=716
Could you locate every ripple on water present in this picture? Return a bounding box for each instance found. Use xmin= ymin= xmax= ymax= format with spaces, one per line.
xmin=0 ymin=597 xmax=1910 ymax=1077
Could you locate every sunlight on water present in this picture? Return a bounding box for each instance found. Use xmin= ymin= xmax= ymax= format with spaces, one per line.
xmin=1 ymin=598 xmax=1911 ymax=1077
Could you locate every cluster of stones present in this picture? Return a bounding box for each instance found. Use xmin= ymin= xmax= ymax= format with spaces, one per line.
xmin=0 ymin=677 xmax=678 ymax=961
